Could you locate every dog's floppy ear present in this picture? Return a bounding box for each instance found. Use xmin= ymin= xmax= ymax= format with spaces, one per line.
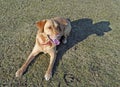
xmin=36 ymin=20 xmax=46 ymax=32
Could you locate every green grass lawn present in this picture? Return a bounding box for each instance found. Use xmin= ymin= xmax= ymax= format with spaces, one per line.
xmin=0 ymin=0 xmax=120 ymax=87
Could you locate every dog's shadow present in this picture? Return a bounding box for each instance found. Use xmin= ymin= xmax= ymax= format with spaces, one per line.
xmin=53 ymin=18 xmax=112 ymax=74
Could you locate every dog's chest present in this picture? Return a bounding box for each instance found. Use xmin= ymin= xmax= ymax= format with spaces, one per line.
xmin=41 ymin=42 xmax=55 ymax=53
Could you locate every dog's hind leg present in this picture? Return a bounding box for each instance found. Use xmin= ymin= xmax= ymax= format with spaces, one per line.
xmin=62 ymin=21 xmax=72 ymax=44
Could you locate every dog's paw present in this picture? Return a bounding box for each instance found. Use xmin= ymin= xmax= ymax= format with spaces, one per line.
xmin=62 ymin=38 xmax=67 ymax=44
xmin=44 ymin=72 xmax=52 ymax=81
xmin=15 ymin=69 xmax=23 ymax=77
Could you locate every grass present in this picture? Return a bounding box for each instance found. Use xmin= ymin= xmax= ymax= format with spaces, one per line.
xmin=0 ymin=0 xmax=120 ymax=87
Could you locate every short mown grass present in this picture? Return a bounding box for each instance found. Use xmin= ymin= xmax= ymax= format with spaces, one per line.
xmin=0 ymin=0 xmax=120 ymax=87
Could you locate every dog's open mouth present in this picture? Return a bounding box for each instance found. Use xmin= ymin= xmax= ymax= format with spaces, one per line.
xmin=52 ymin=39 xmax=60 ymax=45
xmin=47 ymin=35 xmax=60 ymax=45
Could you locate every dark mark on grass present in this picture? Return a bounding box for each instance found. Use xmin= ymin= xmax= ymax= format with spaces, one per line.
xmin=64 ymin=73 xmax=80 ymax=86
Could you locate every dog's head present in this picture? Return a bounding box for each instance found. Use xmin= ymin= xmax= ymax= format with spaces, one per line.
xmin=36 ymin=18 xmax=67 ymax=45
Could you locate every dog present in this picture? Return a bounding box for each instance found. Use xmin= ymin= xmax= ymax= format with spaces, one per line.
xmin=15 ymin=17 xmax=71 ymax=80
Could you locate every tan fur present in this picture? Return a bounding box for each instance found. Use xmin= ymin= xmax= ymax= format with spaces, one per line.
xmin=15 ymin=17 xmax=71 ymax=80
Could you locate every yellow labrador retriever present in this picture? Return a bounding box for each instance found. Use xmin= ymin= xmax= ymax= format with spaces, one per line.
xmin=15 ymin=17 xmax=71 ymax=80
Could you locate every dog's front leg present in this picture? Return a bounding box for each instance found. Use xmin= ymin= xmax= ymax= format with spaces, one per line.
xmin=44 ymin=48 xmax=57 ymax=81
xmin=16 ymin=43 xmax=41 ymax=77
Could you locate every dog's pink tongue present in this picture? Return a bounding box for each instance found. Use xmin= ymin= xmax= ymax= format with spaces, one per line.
xmin=53 ymin=39 xmax=60 ymax=45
